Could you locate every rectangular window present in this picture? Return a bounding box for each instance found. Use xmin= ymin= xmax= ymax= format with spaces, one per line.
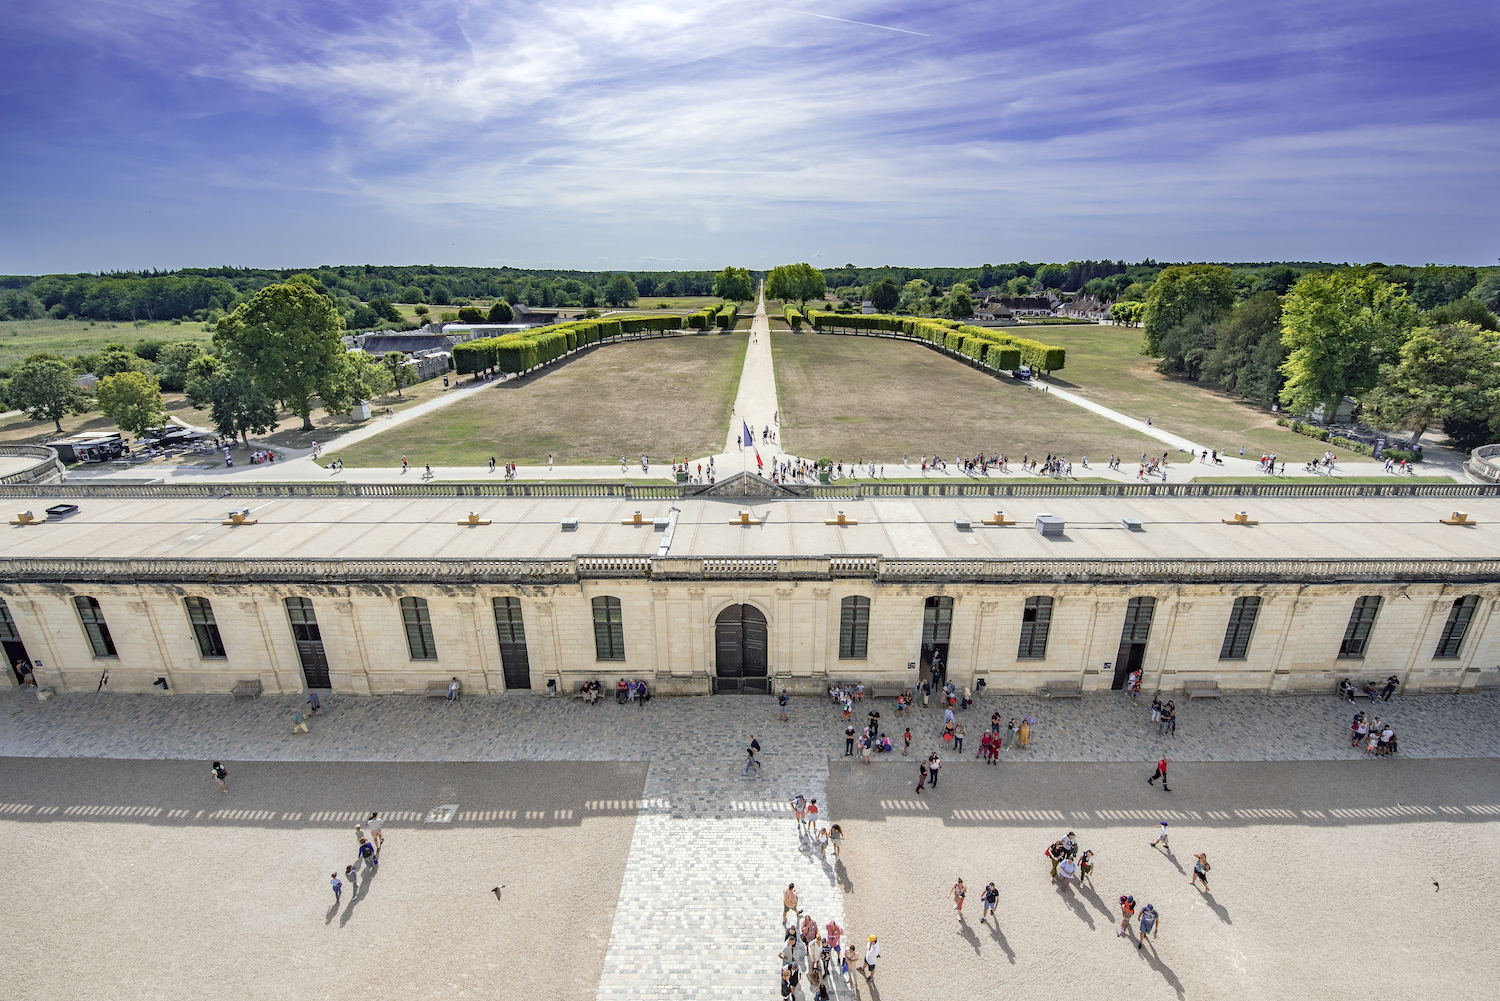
xmin=1219 ymin=596 xmax=1261 ymax=660
xmin=400 ymin=597 xmax=438 ymax=660
xmin=0 ymin=599 xmax=19 ymax=643
xmin=1017 ymin=596 xmax=1053 ymax=660
xmin=493 ymin=596 xmax=527 ymax=644
xmin=593 ymin=597 xmax=625 ymax=660
xmin=1338 ymin=596 xmax=1382 ymax=660
xmin=74 ymin=596 xmax=117 ymax=657
xmin=1434 ymin=595 xmax=1480 ymax=659
xmin=839 ymin=596 xmax=870 ymax=660
xmin=285 ymin=597 xmax=321 ymax=642
xmin=184 ymin=597 xmax=226 ymax=657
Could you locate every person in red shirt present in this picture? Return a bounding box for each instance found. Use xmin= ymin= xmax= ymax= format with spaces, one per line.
xmin=1147 ymin=756 xmax=1171 ymax=792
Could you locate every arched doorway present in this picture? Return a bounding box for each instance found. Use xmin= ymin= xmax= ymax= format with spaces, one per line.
xmin=715 ymin=604 xmax=769 ymax=694
xmin=921 ymin=596 xmax=953 ymax=688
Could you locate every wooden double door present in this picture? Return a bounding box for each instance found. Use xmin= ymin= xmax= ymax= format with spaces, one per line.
xmin=715 ymin=604 xmax=768 ymax=694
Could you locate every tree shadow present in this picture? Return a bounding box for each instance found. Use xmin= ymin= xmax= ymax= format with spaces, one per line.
xmin=957 ymin=916 xmax=981 ymax=955
xmin=985 ymin=918 xmax=1016 ymax=964
xmin=1056 ymin=882 xmax=1094 ymax=930
xmin=1139 ymin=937 xmax=1186 ymax=999
xmin=1076 ymin=881 xmax=1115 ymax=922
xmin=1154 ymin=846 xmax=1186 ymax=875
xmin=1200 ymin=889 xmax=1232 ymax=924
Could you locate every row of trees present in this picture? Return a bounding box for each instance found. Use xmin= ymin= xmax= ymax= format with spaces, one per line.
xmin=1142 ymin=264 xmax=1500 ymax=447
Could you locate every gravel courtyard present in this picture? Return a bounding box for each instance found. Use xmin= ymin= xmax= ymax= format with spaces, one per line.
xmin=827 ymin=757 xmax=1500 ymax=1001
xmin=0 ymin=757 xmax=646 ymax=1001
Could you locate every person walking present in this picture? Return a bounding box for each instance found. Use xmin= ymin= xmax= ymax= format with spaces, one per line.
xmin=844 ymin=724 xmax=856 ymax=757
xmin=330 ymin=872 xmax=343 ymax=906
xmin=782 ymin=883 xmax=799 ymax=928
xmin=953 ymin=722 xmax=965 ymax=753
xmin=1163 ymin=700 xmax=1177 ymax=737
xmin=1118 ymin=894 xmax=1137 ymax=937
xmin=1137 ymin=904 xmax=1160 ymax=949
xmin=829 ymin=824 xmax=843 ymax=858
xmin=903 ymin=726 xmax=912 ymax=756
xmin=744 ymin=741 xmax=761 ymax=776
xmin=1150 ymin=695 xmax=1162 ymax=726
xmin=860 ymin=732 xmax=873 ymax=765
xmin=805 ymin=799 xmax=819 ymax=836
xmin=929 ymin=751 xmax=941 ymax=787
xmin=1047 ymin=840 xmax=1066 ymax=879
xmin=916 ymin=758 xmax=929 ymax=794
xmin=210 ymin=761 xmax=228 ymax=793
xmin=951 ymin=877 xmax=967 ymax=915
xmin=1078 ymin=849 xmax=1095 ymax=886
xmin=367 ymin=812 xmax=383 ymax=851
xmin=1057 ymin=856 xmax=1078 ymax=889
xmin=344 ymin=863 xmax=358 ymax=896
xmin=1190 ymin=853 xmax=1211 ymax=891
xmin=778 ymin=690 xmax=790 ymax=722
xmin=792 ymin=794 xmax=807 ymax=828
xmin=307 ymin=691 xmax=325 ymax=716
xmin=292 ymin=708 xmax=310 ymax=734
xmin=1148 ymin=756 xmax=1171 ymax=792
xmin=1149 ymin=820 xmax=1170 ymax=851
xmin=981 ymin=881 xmax=999 ymax=923
xmin=859 ymin=936 xmax=879 ymax=981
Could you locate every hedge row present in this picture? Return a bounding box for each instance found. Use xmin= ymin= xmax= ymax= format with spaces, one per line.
xmin=618 ymin=314 xmax=684 ymax=335
xmin=451 ymin=317 xmax=624 ymax=375
xmin=805 ymin=311 xmax=1066 ymax=372
xmin=687 ymin=306 xmax=718 ymax=330
xmin=717 ymin=302 xmax=740 ymax=329
xmin=784 ymin=305 xmax=804 ymax=330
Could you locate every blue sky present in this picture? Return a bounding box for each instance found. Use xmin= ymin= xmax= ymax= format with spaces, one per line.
xmin=2 ymin=0 xmax=1497 ymax=273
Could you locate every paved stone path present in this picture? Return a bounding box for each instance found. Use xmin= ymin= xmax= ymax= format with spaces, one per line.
xmin=5 ymin=683 xmax=1497 ymax=997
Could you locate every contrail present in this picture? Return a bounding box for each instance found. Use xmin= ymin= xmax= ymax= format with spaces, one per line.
xmin=781 ymin=9 xmax=930 ymax=36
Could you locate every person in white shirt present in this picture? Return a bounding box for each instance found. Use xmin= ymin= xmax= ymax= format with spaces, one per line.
xmin=859 ymin=936 xmax=879 ymax=980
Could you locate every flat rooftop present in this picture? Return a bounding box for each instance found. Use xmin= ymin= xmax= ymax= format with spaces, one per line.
xmin=1 ymin=494 xmax=1497 ymax=564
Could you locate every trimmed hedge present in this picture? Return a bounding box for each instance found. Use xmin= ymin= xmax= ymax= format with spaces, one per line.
xmin=805 ymin=310 xmax=1063 ymax=372
xmin=618 ymin=314 xmax=684 ymax=335
xmin=784 ymin=305 xmax=804 ymax=330
xmin=686 ymin=306 xmax=718 ymax=330
xmin=717 ymin=302 xmax=740 ymax=329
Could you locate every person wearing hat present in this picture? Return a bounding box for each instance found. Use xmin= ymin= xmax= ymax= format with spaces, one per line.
xmin=1137 ymin=904 xmax=1160 ymax=949
xmin=1117 ymin=894 xmax=1136 ymax=937
xmin=859 ymin=935 xmax=879 ymax=979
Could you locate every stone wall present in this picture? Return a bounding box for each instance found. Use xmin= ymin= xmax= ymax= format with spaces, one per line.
xmin=3 ymin=578 xmax=1498 ymax=698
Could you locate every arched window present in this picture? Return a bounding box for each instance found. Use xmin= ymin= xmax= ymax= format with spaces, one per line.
xmin=400 ymin=597 xmax=438 ymax=660
xmin=74 ymin=596 xmax=117 ymax=658
xmin=593 ymin=597 xmax=625 ymax=661
xmin=839 ymin=596 xmax=870 ymax=660
xmin=184 ymin=597 xmax=226 ymax=657
xmin=1338 ymin=596 xmax=1381 ymax=659
xmin=1219 ymin=596 xmax=1261 ymax=660
xmin=1434 ymin=595 xmax=1481 ymax=659
xmin=1017 ymin=596 xmax=1053 ymax=660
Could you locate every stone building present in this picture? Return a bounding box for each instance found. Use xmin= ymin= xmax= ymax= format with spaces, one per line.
xmin=1 ymin=486 xmax=1498 ymax=698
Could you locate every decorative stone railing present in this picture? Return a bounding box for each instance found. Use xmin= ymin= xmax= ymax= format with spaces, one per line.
xmin=3 ymin=554 xmax=1497 ymax=585
xmin=1465 ymin=445 xmax=1500 ymax=484
xmin=0 ymin=445 xmax=65 ymax=486
xmin=0 ymin=477 xmax=1492 ymax=502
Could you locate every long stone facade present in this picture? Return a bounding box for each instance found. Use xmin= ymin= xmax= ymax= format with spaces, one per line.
xmin=5 ymin=576 xmax=1498 ymax=697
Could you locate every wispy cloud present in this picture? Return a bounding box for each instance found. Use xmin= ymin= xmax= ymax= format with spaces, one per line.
xmin=2 ymin=0 xmax=1497 ymax=271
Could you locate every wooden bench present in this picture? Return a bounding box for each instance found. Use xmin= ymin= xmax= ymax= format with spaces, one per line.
xmin=1039 ymin=680 xmax=1082 ymax=699
xmin=426 ymin=679 xmax=461 ymax=699
xmin=231 ymin=679 xmax=262 ymax=700
xmin=1185 ymin=680 xmax=1222 ymax=699
xmin=870 ymin=683 xmax=906 ymax=698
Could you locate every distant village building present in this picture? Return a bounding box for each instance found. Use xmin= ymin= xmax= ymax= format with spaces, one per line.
xmin=997 ymin=295 xmax=1056 ymax=317
xmin=1060 ymin=295 xmax=1109 ymax=320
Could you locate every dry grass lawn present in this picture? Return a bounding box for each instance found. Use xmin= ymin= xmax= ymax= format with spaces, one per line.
xmin=1045 ymin=324 xmax=1320 ymax=458
xmin=772 ymin=331 xmax=1157 ymax=462
xmin=337 ymin=333 xmax=747 ymax=466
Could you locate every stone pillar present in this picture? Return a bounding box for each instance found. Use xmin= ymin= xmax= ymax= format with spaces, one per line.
xmin=812 ymin=588 xmax=830 ymax=678
xmin=775 ymin=588 xmax=794 ymax=678
xmin=688 ymin=588 xmax=707 ymax=680
xmin=334 ymin=600 xmax=373 ymax=695
xmin=1266 ymin=589 xmax=1303 ymax=694
xmin=1401 ymin=595 xmax=1442 ymax=692
xmin=13 ymin=595 xmax=67 ymax=692
xmin=651 ymin=588 xmax=671 ymax=679
xmin=1460 ymin=598 xmax=1498 ymax=691
xmin=455 ymin=600 xmax=496 ymax=694
xmin=127 ymin=597 xmax=179 ymax=693
xmin=239 ymin=599 xmax=295 ymax=694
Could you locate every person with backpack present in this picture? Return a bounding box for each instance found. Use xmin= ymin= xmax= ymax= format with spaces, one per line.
xmin=778 ymin=690 xmax=790 ymax=722
xmin=210 ymin=761 xmax=228 ymax=793
xmin=981 ymin=881 xmax=1000 ymax=923
xmin=1190 ymin=853 xmax=1211 ymax=891
xmin=1117 ymin=895 xmax=1137 ymax=937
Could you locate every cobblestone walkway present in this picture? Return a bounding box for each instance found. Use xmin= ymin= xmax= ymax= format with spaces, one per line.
xmin=4 ymin=687 xmax=1496 ymax=999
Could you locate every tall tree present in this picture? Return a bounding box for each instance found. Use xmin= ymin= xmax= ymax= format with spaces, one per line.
xmin=8 ymin=356 xmax=91 ymax=432
xmin=184 ymin=354 xmax=279 ymax=445
xmin=486 ymin=300 xmax=514 ymax=323
xmin=213 ymin=282 xmax=354 ymax=432
xmin=156 ymin=341 xmax=205 ymax=392
xmin=1278 ymin=270 xmax=1416 ymax=418
xmin=603 ymin=274 xmax=639 ymax=307
xmin=1362 ymin=322 xmax=1500 ymax=446
xmin=765 ymin=263 xmax=826 ymax=309
xmin=712 ymin=266 xmax=754 ymax=303
xmin=868 ymin=277 xmax=900 ymax=312
xmin=1141 ymin=265 xmax=1235 ymax=356
xmin=96 ymin=371 xmax=168 ymax=436
xmin=383 ymin=351 xmax=417 ymax=398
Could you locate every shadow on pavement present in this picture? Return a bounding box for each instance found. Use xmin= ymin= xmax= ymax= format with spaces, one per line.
xmin=984 ymin=916 xmax=1016 ymax=964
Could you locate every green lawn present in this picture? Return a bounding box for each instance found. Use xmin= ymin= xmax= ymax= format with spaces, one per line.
xmin=1039 ymin=324 xmax=1322 ymax=459
xmin=0 ymin=318 xmax=213 ymax=373
xmin=771 ymin=331 xmax=1158 ymax=463
xmin=336 ymin=333 xmax=748 ymax=467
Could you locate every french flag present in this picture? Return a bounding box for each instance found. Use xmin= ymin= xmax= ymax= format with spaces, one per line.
xmin=743 ymin=419 xmax=762 ymax=469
